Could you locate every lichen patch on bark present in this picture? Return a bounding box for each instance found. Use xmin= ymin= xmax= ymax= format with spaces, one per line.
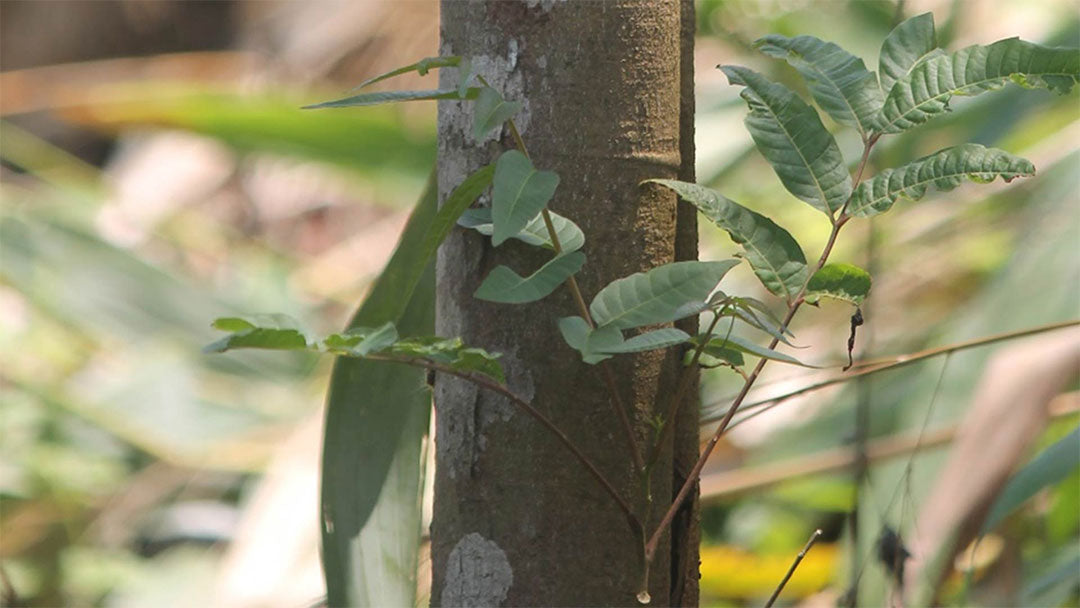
xmin=441 ymin=532 xmax=514 ymax=607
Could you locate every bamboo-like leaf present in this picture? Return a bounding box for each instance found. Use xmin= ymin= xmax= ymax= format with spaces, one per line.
xmin=648 ymin=179 xmax=808 ymax=301
xmin=458 ymin=207 xmax=585 ymax=253
xmin=983 ymin=426 xmax=1080 ymax=534
xmin=698 ymin=333 xmax=811 ymax=367
xmin=473 ymin=86 xmax=523 ymax=140
xmin=878 ymin=13 xmax=939 ymax=95
xmin=847 ymin=144 xmax=1035 ymax=217
xmin=491 ymin=150 xmax=560 ymax=246
xmin=474 ymin=251 xmax=586 ymax=304
xmin=590 ymin=260 xmax=739 ymax=330
xmin=204 ymin=314 xmax=309 ymax=352
xmin=805 ymin=263 xmax=872 ymax=305
xmin=720 ymin=65 xmax=852 ymax=216
xmin=350 ymin=56 xmax=462 ymax=91
xmin=303 ymin=87 xmax=482 ymax=110
xmin=725 ymin=306 xmax=795 ymax=346
xmin=877 ymin=38 xmax=1080 ymax=133
xmin=755 ymin=34 xmax=884 ymax=135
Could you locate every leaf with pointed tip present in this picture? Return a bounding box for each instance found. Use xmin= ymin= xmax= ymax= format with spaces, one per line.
xmin=726 ymin=307 xmax=795 ymax=346
xmin=458 ymin=207 xmax=585 ymax=253
xmin=878 ymin=13 xmax=939 ymax=95
xmin=388 ymin=336 xmax=504 ymax=383
xmin=474 ymin=251 xmax=586 ymax=304
xmin=686 ymin=346 xmax=745 ymax=369
xmin=323 ymin=322 xmax=399 ymax=356
xmin=594 ymin=328 xmax=691 ymax=354
xmin=720 ymin=65 xmax=852 ymax=215
xmin=755 ymin=34 xmax=884 ymax=135
xmin=303 ymin=87 xmax=482 ymax=110
xmin=473 ymin=86 xmax=523 ymax=140
xmin=491 ymin=150 xmax=560 ymax=246
xmin=648 ymin=180 xmax=808 ymax=302
xmin=350 ymin=56 xmax=462 ymax=92
xmin=590 ymin=260 xmax=739 ymax=330
xmin=847 ymin=144 xmax=1035 ymax=217
xmin=205 ymin=314 xmax=309 ymax=353
xmin=698 ymin=333 xmax=812 ymax=367
xmin=805 ymin=263 xmax=872 ymax=305
xmin=876 ymin=38 xmax=1080 ymax=133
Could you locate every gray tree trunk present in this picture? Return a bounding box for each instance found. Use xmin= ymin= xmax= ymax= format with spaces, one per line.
xmin=433 ymin=2 xmax=698 ymax=605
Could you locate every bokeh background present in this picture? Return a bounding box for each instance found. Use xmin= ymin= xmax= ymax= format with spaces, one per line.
xmin=1 ymin=1 xmax=1077 ymax=606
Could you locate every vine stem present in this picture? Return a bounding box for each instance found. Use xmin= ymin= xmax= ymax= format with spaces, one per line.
xmin=765 ymin=529 xmax=824 ymax=608
xmin=372 ymin=353 xmax=641 ymax=531
xmin=645 ymin=137 xmax=879 ymax=562
xmin=507 ymin=116 xmax=645 ymax=472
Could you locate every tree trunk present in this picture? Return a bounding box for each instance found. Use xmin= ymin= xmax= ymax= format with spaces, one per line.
xmin=433 ymin=2 xmax=698 ymax=605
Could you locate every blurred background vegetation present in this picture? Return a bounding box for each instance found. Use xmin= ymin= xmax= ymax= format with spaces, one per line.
xmin=0 ymin=1 xmax=1076 ymax=607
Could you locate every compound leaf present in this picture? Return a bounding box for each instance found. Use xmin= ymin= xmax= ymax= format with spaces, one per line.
xmin=848 ymin=144 xmax=1035 ymax=217
xmin=491 ymin=150 xmax=560 ymax=246
xmin=474 ymin=251 xmax=586 ymax=304
xmin=805 ymin=263 xmax=872 ymax=305
xmin=878 ymin=13 xmax=939 ymax=95
xmin=648 ymin=179 xmax=808 ymax=302
xmin=755 ymin=34 xmax=884 ymax=135
xmin=590 ymin=260 xmax=739 ymax=330
xmin=720 ymin=65 xmax=852 ymax=216
xmin=877 ymin=37 xmax=1080 ymax=133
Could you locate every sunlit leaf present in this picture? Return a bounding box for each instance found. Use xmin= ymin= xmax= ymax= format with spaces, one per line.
xmin=847 ymin=144 xmax=1035 ymax=217
xmin=648 ymin=180 xmax=808 ymax=301
xmin=878 ymin=13 xmax=939 ymax=95
xmin=876 ymin=38 xmax=1080 ymax=133
xmin=473 ymin=86 xmax=523 ymax=140
xmin=390 ymin=336 xmax=504 ymax=383
xmin=590 ymin=260 xmax=739 ymax=330
xmin=458 ymin=207 xmax=585 ymax=253
xmin=303 ymin=87 xmax=482 ymax=110
xmin=983 ymin=426 xmax=1080 ymax=533
xmin=720 ymin=65 xmax=852 ymax=216
xmin=491 ymin=150 xmax=560 ymax=246
xmin=473 ymin=251 xmax=586 ymax=303
xmin=323 ymin=322 xmax=399 ymax=356
xmin=755 ymin=34 xmax=884 ymax=135
xmin=204 ymin=314 xmax=309 ymax=353
xmin=805 ymin=263 xmax=872 ymax=305
xmin=350 ymin=56 xmax=462 ymax=91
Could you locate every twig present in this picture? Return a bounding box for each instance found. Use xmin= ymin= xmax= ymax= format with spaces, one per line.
xmin=507 ymin=115 xmax=645 ymax=472
xmin=765 ymin=529 xmax=824 ymax=608
xmin=373 ymin=354 xmax=640 ymax=530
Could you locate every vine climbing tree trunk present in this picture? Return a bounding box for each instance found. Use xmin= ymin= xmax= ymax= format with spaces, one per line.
xmin=432 ymin=1 xmax=699 ymax=605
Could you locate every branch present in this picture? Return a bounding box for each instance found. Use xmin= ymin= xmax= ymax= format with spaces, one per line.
xmin=765 ymin=529 xmax=824 ymax=608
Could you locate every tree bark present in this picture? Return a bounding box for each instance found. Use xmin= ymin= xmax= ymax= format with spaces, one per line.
xmin=433 ymin=2 xmax=697 ymax=605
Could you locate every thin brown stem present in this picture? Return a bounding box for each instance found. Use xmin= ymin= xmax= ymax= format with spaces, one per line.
xmin=373 ymin=354 xmax=640 ymax=529
xmin=645 ymin=310 xmax=724 ymax=470
xmin=508 ymin=116 xmax=645 ymax=471
xmin=764 ymin=529 xmax=824 ymax=608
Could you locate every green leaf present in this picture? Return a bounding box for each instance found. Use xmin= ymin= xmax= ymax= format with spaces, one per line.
xmin=321 ymin=177 xmax=437 ymax=607
xmin=473 ymin=250 xmax=586 ymax=304
xmin=696 ymin=332 xmax=811 ymax=367
xmin=983 ymin=426 xmax=1080 ymax=533
xmin=424 ymin=163 xmax=496 ymax=259
xmin=687 ymin=346 xmax=745 ymax=369
xmin=876 ymin=38 xmax=1080 ymax=133
xmin=204 ymin=314 xmax=309 ymax=353
xmin=491 ymin=150 xmax=560 ymax=246
xmin=805 ymin=263 xmax=872 ymax=305
xmin=594 ymin=328 xmax=691 ymax=354
xmin=847 ymin=144 xmax=1035 ymax=217
xmin=590 ymin=260 xmax=739 ymax=330
xmin=473 ymin=86 xmax=523 ymax=140
xmin=458 ymin=207 xmax=585 ymax=253
xmin=350 ymin=56 xmax=462 ymax=91
xmin=755 ymin=34 xmax=884 ymax=135
xmin=648 ymin=180 xmax=808 ymax=302
xmin=878 ymin=13 xmax=939 ymax=96
xmin=725 ymin=306 xmax=795 ymax=346
xmin=720 ymin=65 xmax=852 ymax=216
xmin=390 ymin=336 xmax=504 ymax=383
xmin=303 ymin=87 xmax=482 ymax=110
xmin=323 ymin=322 xmax=399 ymax=356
